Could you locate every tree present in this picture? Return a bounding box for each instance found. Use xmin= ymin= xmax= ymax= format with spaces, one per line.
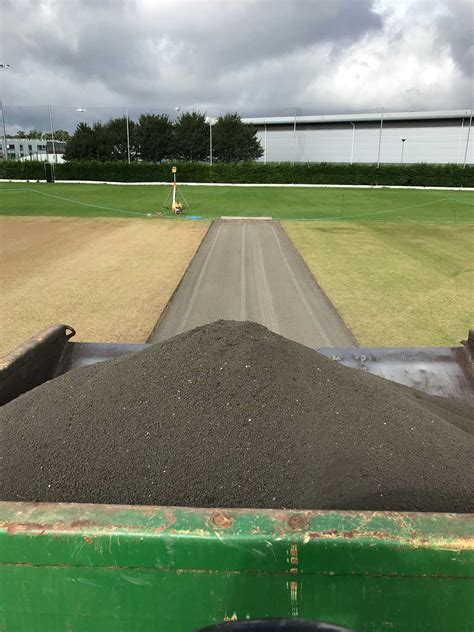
xmin=173 ymin=112 xmax=208 ymax=161
xmin=63 ymin=122 xmax=100 ymax=160
xmin=27 ymin=129 xmax=43 ymax=139
xmin=103 ymin=117 xmax=136 ymax=160
xmin=43 ymin=130 xmax=71 ymax=142
xmin=135 ymin=114 xmax=173 ymax=162
xmin=212 ymin=113 xmax=263 ymax=162
xmin=16 ymin=130 xmax=26 ymax=139
xmin=64 ymin=118 xmax=136 ymax=161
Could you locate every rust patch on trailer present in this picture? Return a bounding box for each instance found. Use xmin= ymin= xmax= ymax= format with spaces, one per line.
xmin=211 ymin=513 xmax=233 ymax=529
xmin=1 ymin=504 xmax=177 ymax=537
xmin=303 ymin=529 xmax=474 ymax=551
xmin=305 ymin=529 xmax=407 ymax=541
xmin=69 ymin=520 xmax=99 ymax=529
xmin=5 ymin=522 xmax=46 ymax=535
xmin=288 ymin=514 xmax=309 ymax=530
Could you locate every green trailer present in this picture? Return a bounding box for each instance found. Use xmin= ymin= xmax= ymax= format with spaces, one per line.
xmin=1 ymin=325 xmax=473 ymax=631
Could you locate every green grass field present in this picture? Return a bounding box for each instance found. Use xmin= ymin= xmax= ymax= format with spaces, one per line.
xmin=0 ymin=181 xmax=473 ymax=222
xmin=1 ymin=181 xmax=472 ymax=346
xmin=285 ymin=221 xmax=473 ymax=346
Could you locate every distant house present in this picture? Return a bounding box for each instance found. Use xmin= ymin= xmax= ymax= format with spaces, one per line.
xmin=1 ymin=138 xmax=67 ymax=162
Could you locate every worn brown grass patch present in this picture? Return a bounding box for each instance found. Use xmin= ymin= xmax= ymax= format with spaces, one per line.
xmin=0 ymin=217 xmax=208 ymax=354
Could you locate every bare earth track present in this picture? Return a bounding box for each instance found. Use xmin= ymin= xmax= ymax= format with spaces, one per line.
xmin=151 ymin=219 xmax=354 ymax=348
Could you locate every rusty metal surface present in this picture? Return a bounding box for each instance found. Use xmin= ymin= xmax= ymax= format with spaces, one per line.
xmin=1 ymin=501 xmax=473 ymax=560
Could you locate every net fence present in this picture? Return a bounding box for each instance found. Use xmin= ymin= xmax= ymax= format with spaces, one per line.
xmin=1 ymin=104 xmax=472 ymax=166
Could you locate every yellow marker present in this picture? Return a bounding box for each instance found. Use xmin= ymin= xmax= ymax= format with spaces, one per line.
xmin=171 ymin=166 xmax=177 ymax=174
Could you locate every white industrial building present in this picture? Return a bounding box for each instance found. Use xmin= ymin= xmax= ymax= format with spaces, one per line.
xmin=242 ymin=109 xmax=473 ymax=165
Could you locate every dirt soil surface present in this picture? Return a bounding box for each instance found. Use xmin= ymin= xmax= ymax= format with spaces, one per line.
xmin=151 ymin=219 xmax=354 ymax=348
xmin=2 ymin=320 xmax=473 ymax=512
xmin=0 ymin=217 xmax=208 ymax=354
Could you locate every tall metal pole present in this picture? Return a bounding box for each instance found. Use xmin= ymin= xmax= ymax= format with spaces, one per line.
xmin=350 ymin=122 xmax=356 ymax=164
xmin=209 ymin=120 xmax=213 ymax=166
xmin=125 ymin=107 xmax=131 ymax=164
xmin=456 ymin=118 xmax=465 ymax=165
xmin=264 ymin=124 xmax=267 ymax=164
xmin=1 ymin=64 xmax=10 ymax=161
xmin=0 ymin=100 xmax=7 ymax=161
xmin=48 ymin=104 xmax=57 ymax=163
xmin=376 ymin=107 xmax=384 ymax=168
xmin=293 ymin=107 xmax=297 ymax=164
xmin=463 ymin=108 xmax=472 ymax=168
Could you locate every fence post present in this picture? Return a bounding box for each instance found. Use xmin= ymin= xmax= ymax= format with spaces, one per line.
xmin=463 ymin=108 xmax=472 ymax=168
xmin=48 ymin=105 xmax=57 ymax=163
xmin=377 ymin=107 xmax=384 ymax=168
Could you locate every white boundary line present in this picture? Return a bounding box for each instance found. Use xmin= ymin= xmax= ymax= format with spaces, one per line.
xmin=1 ymin=179 xmax=473 ymax=192
xmin=19 ymin=187 xmax=151 ymax=217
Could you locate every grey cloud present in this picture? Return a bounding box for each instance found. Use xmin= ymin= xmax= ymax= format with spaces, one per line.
xmin=2 ymin=1 xmax=382 ymax=100
xmin=437 ymin=0 xmax=474 ymax=75
xmin=0 ymin=0 xmax=472 ymax=134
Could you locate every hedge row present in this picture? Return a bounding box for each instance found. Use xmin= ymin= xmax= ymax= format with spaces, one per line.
xmin=2 ymin=160 xmax=473 ymax=187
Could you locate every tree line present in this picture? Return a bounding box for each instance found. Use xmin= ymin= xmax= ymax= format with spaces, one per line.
xmin=13 ymin=129 xmax=70 ymax=141
xmin=63 ymin=113 xmax=263 ymax=162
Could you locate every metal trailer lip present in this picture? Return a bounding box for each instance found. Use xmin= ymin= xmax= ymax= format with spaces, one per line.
xmin=1 ymin=501 xmax=473 ymax=575
xmin=0 ymin=324 xmax=472 ymax=406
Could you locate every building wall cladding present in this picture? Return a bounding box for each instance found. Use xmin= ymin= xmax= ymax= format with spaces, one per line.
xmin=255 ymin=118 xmax=472 ymax=164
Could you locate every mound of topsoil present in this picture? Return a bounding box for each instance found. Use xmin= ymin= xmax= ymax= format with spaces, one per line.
xmin=1 ymin=320 xmax=473 ymax=512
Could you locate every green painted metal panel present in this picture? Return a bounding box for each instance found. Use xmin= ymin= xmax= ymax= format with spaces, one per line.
xmin=1 ymin=502 xmax=473 ymax=631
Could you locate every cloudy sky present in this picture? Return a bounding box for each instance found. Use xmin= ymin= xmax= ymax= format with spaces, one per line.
xmin=0 ymin=0 xmax=473 ymax=131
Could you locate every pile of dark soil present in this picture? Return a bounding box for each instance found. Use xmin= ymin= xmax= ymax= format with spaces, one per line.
xmin=1 ymin=320 xmax=473 ymax=512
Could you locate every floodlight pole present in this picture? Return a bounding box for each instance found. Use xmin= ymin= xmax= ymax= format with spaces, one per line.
xmin=463 ymin=108 xmax=472 ymax=168
xmin=293 ymin=107 xmax=297 ymax=164
xmin=400 ymin=138 xmax=406 ymax=164
xmin=0 ymin=100 xmax=7 ymax=162
xmin=125 ymin=106 xmax=131 ymax=164
xmin=1 ymin=64 xmax=10 ymax=161
xmin=377 ymin=107 xmax=384 ymax=168
xmin=209 ymin=119 xmax=213 ymax=166
xmin=264 ymin=124 xmax=267 ymax=164
xmin=350 ymin=122 xmax=356 ymax=164
xmin=48 ymin=104 xmax=57 ymax=163
xmin=456 ymin=117 xmax=464 ymax=165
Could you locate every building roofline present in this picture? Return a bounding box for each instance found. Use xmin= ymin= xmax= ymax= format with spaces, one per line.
xmin=242 ymin=109 xmax=472 ymax=126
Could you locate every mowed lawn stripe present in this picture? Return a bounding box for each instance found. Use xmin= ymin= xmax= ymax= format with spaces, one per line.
xmin=283 ymin=221 xmax=474 ymax=347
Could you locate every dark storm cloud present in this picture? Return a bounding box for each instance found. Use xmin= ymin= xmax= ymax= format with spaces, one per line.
xmin=1 ymin=1 xmax=381 ymax=102
xmin=437 ymin=0 xmax=474 ymax=75
xmin=0 ymin=0 xmax=472 ymax=133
